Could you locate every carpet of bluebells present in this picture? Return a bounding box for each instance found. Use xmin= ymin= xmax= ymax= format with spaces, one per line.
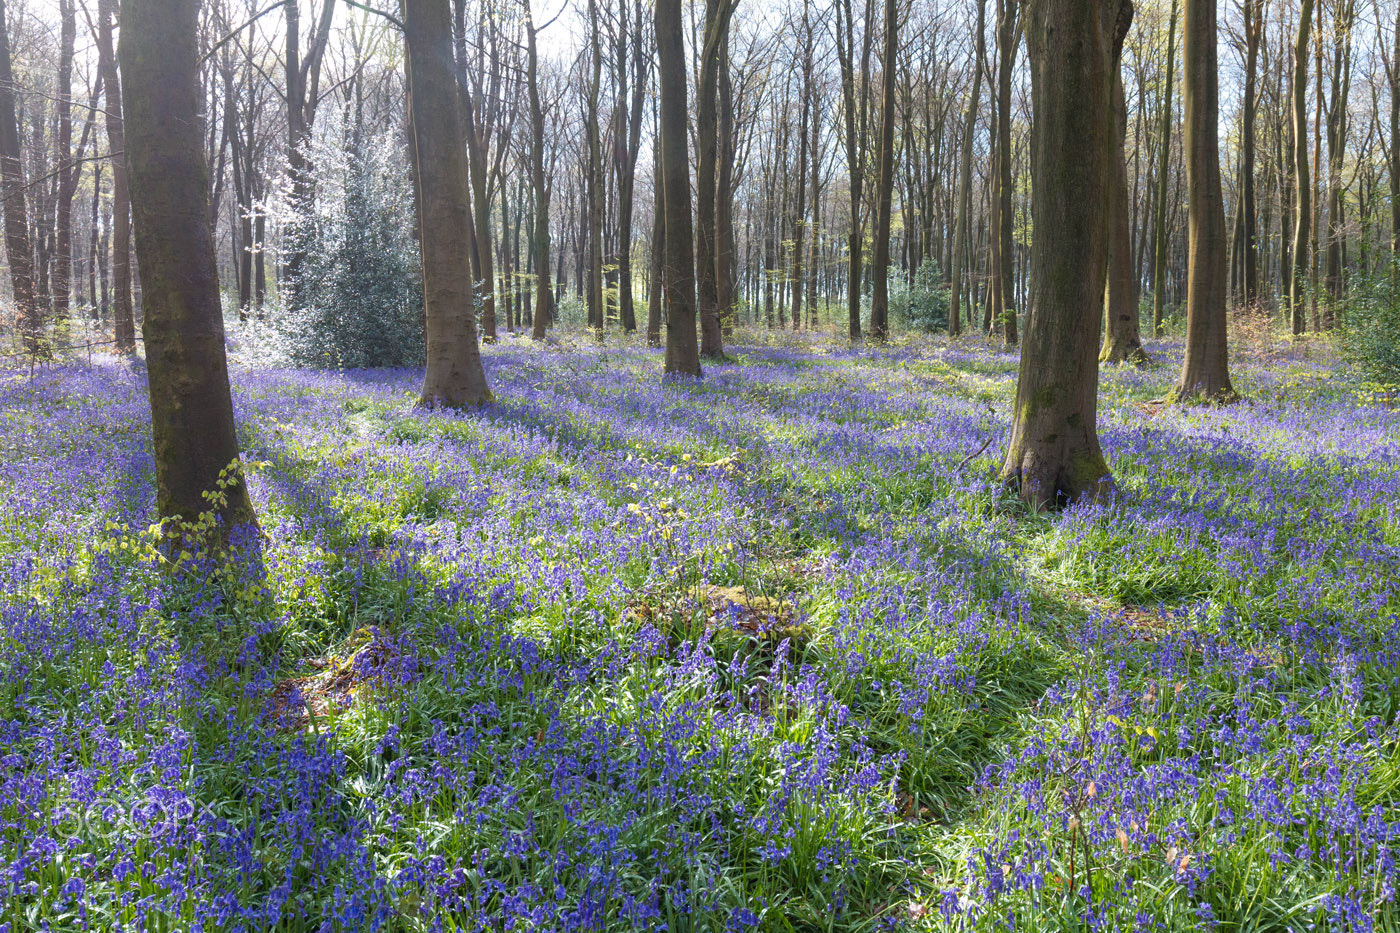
xmin=2 ymin=332 xmax=1399 ymax=932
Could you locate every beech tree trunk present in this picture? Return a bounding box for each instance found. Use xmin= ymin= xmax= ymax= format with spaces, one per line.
xmin=53 ymin=0 xmax=76 ymax=320
xmin=836 ymin=0 xmax=872 ymax=340
xmin=1000 ymin=0 xmax=1126 ymax=509
xmin=696 ymin=0 xmax=733 ymax=358
xmin=1289 ymin=0 xmax=1314 ymax=334
xmin=1173 ymin=0 xmax=1234 ymax=401
xmin=585 ymin=0 xmax=605 ymax=333
xmin=1150 ymin=0 xmax=1177 ymax=337
xmin=717 ymin=26 xmax=738 ymax=336
xmin=1240 ymin=0 xmax=1261 ymax=303
xmin=789 ymin=0 xmax=812 ymax=333
xmin=647 ymin=136 xmax=665 ymax=347
xmin=1391 ymin=0 xmax=1399 ymax=253
xmin=614 ymin=0 xmax=645 ymax=334
xmin=1322 ymin=0 xmax=1354 ymax=314
xmin=0 ymin=0 xmax=38 ymax=352
xmin=1100 ymin=16 xmax=1147 ymax=365
xmin=405 ymin=0 xmax=492 ymax=408
xmin=868 ymin=0 xmax=897 ymax=340
xmin=526 ymin=6 xmax=552 ymax=341
xmin=120 ymin=0 xmax=255 ymax=534
xmin=656 ymin=0 xmax=701 ymax=376
xmin=949 ymin=0 xmax=987 ymax=337
xmin=994 ymin=0 xmax=1019 ymax=345
xmin=805 ymin=65 xmax=821 ymax=330
xmin=98 ymin=0 xmax=135 ymax=352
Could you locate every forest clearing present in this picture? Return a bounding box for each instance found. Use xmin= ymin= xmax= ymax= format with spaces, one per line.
xmin=3 ymin=334 xmax=1397 ymax=930
xmin=2 ymin=0 xmax=1400 ymax=923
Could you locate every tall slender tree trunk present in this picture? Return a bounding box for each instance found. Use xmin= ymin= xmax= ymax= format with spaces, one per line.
xmin=1002 ymin=0 xmax=1126 ymax=508
xmin=89 ymin=161 xmax=101 ymax=317
xmin=994 ymin=0 xmax=1019 ymax=345
xmin=1100 ymin=17 xmax=1147 ymax=365
xmin=96 ymin=0 xmax=135 ymax=352
xmin=717 ymin=25 xmax=738 ymax=336
xmin=1173 ymin=0 xmax=1234 ymax=401
xmin=526 ymin=5 xmax=552 ymax=341
xmin=790 ymin=0 xmax=812 ymax=333
xmin=647 ymin=138 xmax=665 ymax=346
xmin=1240 ymin=0 xmax=1261 ymax=304
xmin=987 ymin=123 xmax=1004 ymax=337
xmin=807 ymin=94 xmax=822 ymax=330
xmin=836 ymin=0 xmax=872 ymax=340
xmin=405 ymin=0 xmax=492 ymax=408
xmin=615 ymin=0 xmax=645 ymax=334
xmin=99 ymin=190 xmax=111 ymax=320
xmin=696 ymin=0 xmax=733 ymax=358
xmin=1289 ymin=0 xmax=1314 ymax=334
xmin=949 ymin=0 xmax=987 ymax=337
xmin=1151 ymin=0 xmax=1178 ymax=337
xmin=868 ymin=0 xmax=898 ymax=340
xmin=585 ymin=0 xmax=605 ymax=334
xmin=120 ymin=0 xmax=255 ymax=534
xmin=501 ymin=181 xmax=516 ymax=331
xmin=657 ymin=0 xmax=701 ymax=375
xmin=0 ymin=0 xmax=37 ymax=351
xmin=1323 ymin=0 xmax=1354 ymax=317
xmin=281 ymin=0 xmax=335 ymax=312
xmin=52 ymin=0 xmax=76 ymax=320
xmin=1390 ymin=0 xmax=1399 ymax=253
xmin=764 ymin=174 xmax=777 ymax=327
xmin=33 ymin=105 xmax=51 ymax=317
xmin=253 ymin=210 xmax=266 ymax=311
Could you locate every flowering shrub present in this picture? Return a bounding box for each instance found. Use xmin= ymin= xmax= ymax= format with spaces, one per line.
xmin=0 ymin=334 xmax=1396 ymax=930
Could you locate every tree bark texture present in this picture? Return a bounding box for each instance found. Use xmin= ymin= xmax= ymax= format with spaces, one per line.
xmin=120 ymin=0 xmax=256 ymax=533
xmin=405 ymin=0 xmax=493 ymax=408
xmin=1000 ymin=0 xmax=1126 ymax=509
xmin=1173 ymin=0 xmax=1235 ymax=400
xmin=656 ymin=0 xmax=701 ymax=376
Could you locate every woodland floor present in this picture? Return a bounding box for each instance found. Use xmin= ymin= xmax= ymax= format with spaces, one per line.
xmin=2 ymin=331 xmax=1398 ymax=932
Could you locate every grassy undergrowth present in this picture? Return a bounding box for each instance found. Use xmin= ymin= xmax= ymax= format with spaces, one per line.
xmin=1 ymin=334 xmax=1397 ymax=931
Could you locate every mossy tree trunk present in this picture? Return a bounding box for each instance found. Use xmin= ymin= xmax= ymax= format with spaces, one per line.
xmin=120 ymin=0 xmax=255 ymax=534
xmin=656 ymin=0 xmax=701 ymax=376
xmin=1000 ymin=0 xmax=1127 ymax=509
xmin=1172 ymin=0 xmax=1235 ymax=401
xmin=404 ymin=0 xmax=492 ymax=408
